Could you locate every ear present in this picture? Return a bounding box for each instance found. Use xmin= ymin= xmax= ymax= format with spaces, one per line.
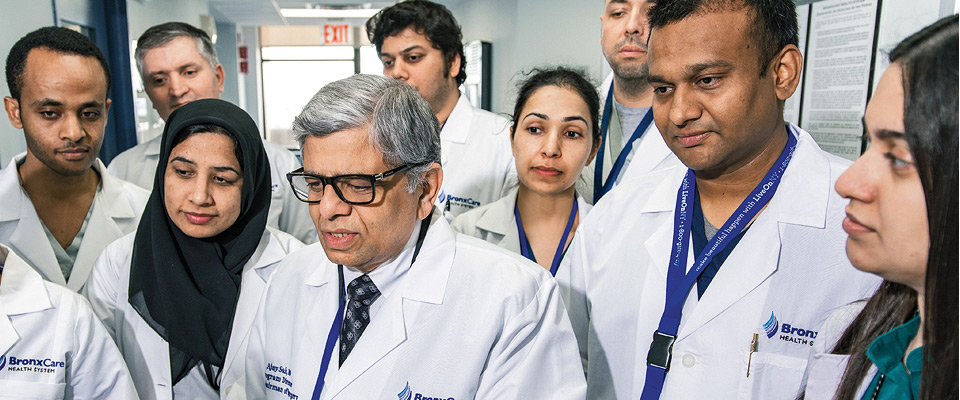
xmin=510 ymin=125 xmax=519 ymax=157
xmin=416 ymin=163 xmax=443 ymax=220
xmin=772 ymin=44 xmax=802 ymax=101
xmin=447 ymin=53 xmax=461 ymax=81
xmin=104 ymin=98 xmax=112 ymax=118
xmin=215 ymin=63 xmax=226 ymax=94
xmin=3 ymin=96 xmax=23 ymax=129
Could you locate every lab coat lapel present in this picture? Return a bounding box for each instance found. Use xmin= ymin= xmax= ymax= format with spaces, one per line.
xmin=223 ymin=231 xmax=274 ymax=374
xmin=475 ymin=188 xmax=521 ymax=253
xmin=438 ymin=96 xmax=472 ymax=168
xmin=642 ymin=168 xmax=688 ymax=280
xmin=0 ymin=245 xmax=53 ymax=357
xmin=7 ymin=198 xmax=62 ymax=287
xmin=327 ymin=210 xmax=453 ymax=398
xmin=299 ymin=258 xmax=338 ymax=378
xmin=70 ymin=162 xmax=136 ymax=291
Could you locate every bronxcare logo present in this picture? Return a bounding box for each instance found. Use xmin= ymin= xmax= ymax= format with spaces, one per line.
xmin=764 ymin=312 xmax=818 ymax=346
xmin=1 ymin=353 xmax=65 ymax=374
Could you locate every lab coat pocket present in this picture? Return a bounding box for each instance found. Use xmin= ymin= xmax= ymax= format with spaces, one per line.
xmin=737 ymin=351 xmax=808 ymax=400
xmin=0 ymin=380 xmax=65 ymax=399
xmin=802 ymin=353 xmax=848 ymax=400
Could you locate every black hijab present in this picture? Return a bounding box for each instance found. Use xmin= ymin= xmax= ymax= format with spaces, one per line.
xmin=128 ymin=99 xmax=271 ymax=385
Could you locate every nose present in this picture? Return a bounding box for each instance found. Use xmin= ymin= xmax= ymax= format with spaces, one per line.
xmin=668 ymin=87 xmax=702 ymax=127
xmin=387 ymin=61 xmax=408 ymax=81
xmin=625 ymin=8 xmax=649 ymax=40
xmin=188 ymin=176 xmax=214 ymax=206
xmin=60 ymin=114 xmax=84 ymax=143
xmin=316 ymin=182 xmax=351 ymax=220
xmin=168 ymin=74 xmax=189 ymax=98
xmin=835 ymin=151 xmax=877 ymax=203
xmin=542 ymin=131 xmax=561 ymax=158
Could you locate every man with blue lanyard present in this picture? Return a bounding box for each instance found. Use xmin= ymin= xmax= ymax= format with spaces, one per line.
xmin=566 ymin=0 xmax=881 ymax=398
xmin=581 ymin=0 xmax=678 ymax=204
xmin=234 ymin=74 xmax=585 ymax=399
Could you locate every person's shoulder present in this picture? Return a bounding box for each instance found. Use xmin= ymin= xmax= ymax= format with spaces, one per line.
xmin=585 ymin=164 xmax=685 ymax=226
xmin=453 ymin=234 xmax=552 ymax=288
xmin=467 ymin=105 xmax=512 ymax=137
xmin=109 ymin=136 xmax=159 ymax=165
xmin=449 ymin=195 xmax=507 ymax=236
xmin=267 ymin=227 xmax=307 ymax=254
xmin=267 ymin=244 xmax=330 ymax=287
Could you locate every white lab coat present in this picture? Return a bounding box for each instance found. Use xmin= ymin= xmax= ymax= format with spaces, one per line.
xmin=578 ymin=73 xmax=679 ymax=204
xmin=450 ymin=185 xmax=593 ymax=368
xmin=436 ymin=94 xmax=517 ymax=220
xmin=0 ymin=244 xmax=139 ymax=399
xmin=82 ymin=229 xmax=305 ymax=400
xmin=0 ymin=153 xmax=149 ymax=292
xmin=234 ymin=208 xmax=586 ymax=399
xmin=801 ymin=301 xmax=874 ymax=399
xmin=107 ymin=136 xmax=317 ymax=244
xmin=567 ymin=126 xmax=882 ymax=399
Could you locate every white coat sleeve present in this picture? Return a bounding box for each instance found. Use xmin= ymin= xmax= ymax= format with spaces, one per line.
xmin=473 ymin=279 xmax=587 ymax=399
xmin=66 ymin=295 xmax=140 ymax=399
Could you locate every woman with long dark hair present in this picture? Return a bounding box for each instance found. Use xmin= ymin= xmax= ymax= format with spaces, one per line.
xmin=803 ymin=15 xmax=957 ymax=399
xmin=84 ymin=99 xmax=304 ymax=399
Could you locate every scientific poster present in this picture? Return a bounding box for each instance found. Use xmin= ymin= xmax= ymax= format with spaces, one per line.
xmin=799 ymin=0 xmax=879 ymax=160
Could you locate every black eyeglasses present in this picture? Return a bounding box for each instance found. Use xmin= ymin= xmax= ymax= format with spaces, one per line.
xmin=286 ymin=164 xmax=413 ymax=205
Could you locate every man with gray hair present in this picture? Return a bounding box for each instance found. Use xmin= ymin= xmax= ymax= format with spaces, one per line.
xmin=230 ymin=74 xmax=585 ymax=400
xmin=107 ymin=22 xmax=316 ymax=243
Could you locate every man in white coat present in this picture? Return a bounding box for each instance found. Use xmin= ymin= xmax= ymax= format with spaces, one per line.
xmin=366 ymin=0 xmax=516 ymax=220
xmin=106 ymin=22 xmax=317 ymax=244
xmin=568 ymin=0 xmax=881 ymax=398
xmin=0 ymin=244 xmax=138 ymax=398
xmin=581 ymin=0 xmax=678 ymax=204
xmin=0 ymin=27 xmax=149 ymax=292
xmin=234 ymin=74 xmax=585 ymax=399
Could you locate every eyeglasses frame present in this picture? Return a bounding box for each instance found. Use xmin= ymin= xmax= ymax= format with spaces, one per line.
xmin=286 ymin=164 xmax=415 ymax=205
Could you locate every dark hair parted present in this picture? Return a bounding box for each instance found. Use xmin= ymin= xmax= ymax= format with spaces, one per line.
xmin=648 ymin=0 xmax=798 ymax=76
xmin=366 ymin=0 xmax=467 ymax=86
xmin=512 ymin=66 xmax=601 ymax=150
xmin=172 ymin=123 xmax=243 ymax=170
xmin=5 ymin=26 xmax=111 ymax=101
xmin=830 ymin=15 xmax=958 ymax=400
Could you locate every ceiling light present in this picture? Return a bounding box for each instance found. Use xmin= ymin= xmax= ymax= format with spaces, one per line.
xmin=280 ymin=8 xmax=380 ymax=18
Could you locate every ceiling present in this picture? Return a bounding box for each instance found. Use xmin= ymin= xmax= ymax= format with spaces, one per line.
xmin=209 ymin=0 xmax=466 ymax=27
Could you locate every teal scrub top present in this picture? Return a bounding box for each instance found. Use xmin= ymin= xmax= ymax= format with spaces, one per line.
xmin=861 ymin=314 xmax=923 ymax=400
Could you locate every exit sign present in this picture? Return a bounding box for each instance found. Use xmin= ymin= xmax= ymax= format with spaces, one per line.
xmin=323 ymin=24 xmax=351 ymax=45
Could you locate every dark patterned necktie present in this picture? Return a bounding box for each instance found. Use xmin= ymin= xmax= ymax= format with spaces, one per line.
xmin=339 ymin=274 xmax=380 ymax=366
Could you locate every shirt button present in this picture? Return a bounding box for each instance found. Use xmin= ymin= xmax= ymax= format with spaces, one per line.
xmin=681 ymin=353 xmax=696 ymax=368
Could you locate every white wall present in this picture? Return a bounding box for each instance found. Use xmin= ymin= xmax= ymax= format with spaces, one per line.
xmin=126 ymin=0 xmax=210 ymax=41
xmin=215 ymin=21 xmax=241 ymax=106
xmin=0 ymin=0 xmax=55 ymax=165
xmin=451 ymin=0 xmax=604 ymax=115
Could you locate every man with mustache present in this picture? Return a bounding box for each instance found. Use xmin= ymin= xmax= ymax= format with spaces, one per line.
xmin=568 ymin=0 xmax=881 ymax=398
xmin=582 ymin=0 xmax=679 ymax=204
xmin=0 ymin=27 xmax=149 ymax=291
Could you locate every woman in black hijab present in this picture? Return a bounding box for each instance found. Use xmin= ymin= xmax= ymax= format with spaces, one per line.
xmin=84 ymin=99 xmax=305 ymax=399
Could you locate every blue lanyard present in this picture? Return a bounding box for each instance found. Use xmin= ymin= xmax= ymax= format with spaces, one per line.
xmin=310 ymin=213 xmax=433 ymax=400
xmin=594 ymin=88 xmax=654 ymax=202
xmin=514 ymin=196 xmax=579 ymax=276
xmin=638 ymin=128 xmax=798 ymax=400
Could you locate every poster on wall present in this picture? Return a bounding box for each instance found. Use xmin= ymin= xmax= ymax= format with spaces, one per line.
xmin=799 ymin=0 xmax=879 ymax=161
xmin=784 ymin=4 xmax=810 ymax=126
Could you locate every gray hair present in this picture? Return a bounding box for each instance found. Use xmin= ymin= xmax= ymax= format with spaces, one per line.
xmin=293 ymin=74 xmax=441 ymax=192
xmin=134 ymin=22 xmax=218 ymax=79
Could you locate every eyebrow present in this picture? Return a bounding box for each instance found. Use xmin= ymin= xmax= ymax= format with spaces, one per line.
xmin=31 ymin=99 xmax=63 ymax=107
xmin=148 ymin=62 xmax=201 ymax=76
xmin=522 ymin=112 xmax=588 ymax=124
xmin=648 ymin=60 xmax=734 ymax=84
xmin=861 ymin=117 xmax=906 ymax=140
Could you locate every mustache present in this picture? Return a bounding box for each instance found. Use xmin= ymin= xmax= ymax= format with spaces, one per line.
xmin=615 ymin=36 xmax=648 ymax=52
